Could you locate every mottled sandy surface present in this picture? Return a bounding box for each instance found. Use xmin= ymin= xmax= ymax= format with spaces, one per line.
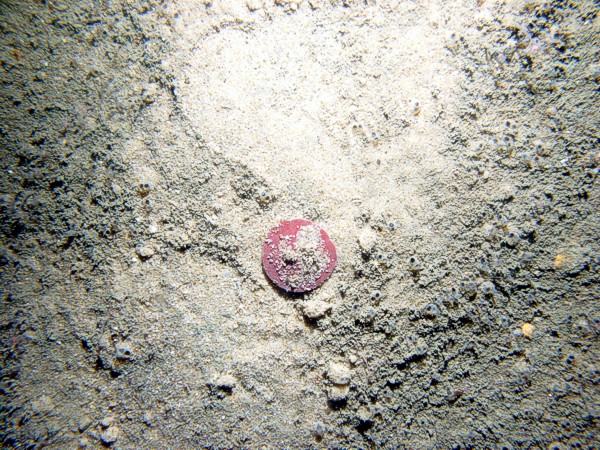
xmin=1 ymin=1 xmax=598 ymax=448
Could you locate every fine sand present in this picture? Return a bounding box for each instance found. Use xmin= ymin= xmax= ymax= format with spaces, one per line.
xmin=1 ymin=1 xmax=598 ymax=448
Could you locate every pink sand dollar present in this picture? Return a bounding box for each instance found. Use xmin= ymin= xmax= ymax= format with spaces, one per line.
xmin=262 ymin=219 xmax=337 ymax=293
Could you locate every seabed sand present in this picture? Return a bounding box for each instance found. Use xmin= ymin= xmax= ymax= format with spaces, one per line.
xmin=0 ymin=0 xmax=598 ymax=448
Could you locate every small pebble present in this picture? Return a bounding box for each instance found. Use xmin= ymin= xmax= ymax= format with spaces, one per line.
xmin=360 ymin=306 xmax=377 ymax=322
xmin=100 ymin=426 xmax=119 ymax=445
xmin=416 ymin=344 xmax=428 ymax=356
xmin=573 ymin=318 xmax=592 ymax=335
xmin=302 ymin=300 xmax=332 ymax=319
xmin=519 ymin=251 xmax=535 ymax=263
xmin=460 ymin=280 xmax=478 ymax=294
xmin=143 ymin=412 xmax=154 ymax=426
xmin=479 ymin=281 xmax=496 ymax=295
xmin=327 ymin=362 xmax=351 ymax=385
xmin=481 ymin=317 xmax=494 ymax=328
xmin=358 ymin=228 xmax=377 ymax=253
xmin=522 ymin=323 xmax=535 ymax=339
xmin=247 ymin=0 xmax=263 ymax=11
xmin=499 ymin=315 xmax=511 ymax=328
xmin=141 ymin=83 xmax=159 ymax=104
xmin=30 ymin=395 xmax=54 ymax=414
xmin=554 ymin=254 xmax=566 ymax=268
xmin=445 ymin=390 xmax=463 ymax=403
xmin=78 ymin=438 xmax=92 ymax=448
xmin=138 ymin=181 xmax=153 ymax=197
xmin=214 ymin=374 xmax=237 ymax=391
xmin=513 ymin=329 xmax=524 ymax=339
xmin=115 ymin=342 xmax=133 ymax=360
xmin=327 ymin=385 xmax=349 ymax=402
xmin=407 ymin=256 xmax=421 ymax=270
xmin=78 ymin=416 xmax=93 ymax=432
xmin=100 ymin=416 xmax=114 ymax=429
xmin=423 ymin=303 xmax=441 ymax=317
xmin=136 ymin=245 xmax=155 ymax=259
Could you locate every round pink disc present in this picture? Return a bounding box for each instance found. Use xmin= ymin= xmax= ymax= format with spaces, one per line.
xmin=262 ymin=219 xmax=337 ymax=293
